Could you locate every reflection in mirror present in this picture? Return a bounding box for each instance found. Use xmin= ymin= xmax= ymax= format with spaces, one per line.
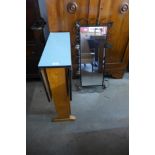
xmin=80 ymin=26 xmax=108 ymax=86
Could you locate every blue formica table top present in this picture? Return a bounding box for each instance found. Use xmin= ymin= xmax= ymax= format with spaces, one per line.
xmin=38 ymin=32 xmax=71 ymax=68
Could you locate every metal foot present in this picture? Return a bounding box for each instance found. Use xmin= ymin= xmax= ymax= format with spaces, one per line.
xmin=102 ymin=81 xmax=106 ymax=89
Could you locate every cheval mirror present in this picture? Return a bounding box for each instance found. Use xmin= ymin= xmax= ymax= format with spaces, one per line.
xmin=79 ymin=26 xmax=109 ymax=87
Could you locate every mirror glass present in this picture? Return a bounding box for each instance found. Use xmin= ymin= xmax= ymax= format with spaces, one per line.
xmin=80 ymin=26 xmax=108 ymax=86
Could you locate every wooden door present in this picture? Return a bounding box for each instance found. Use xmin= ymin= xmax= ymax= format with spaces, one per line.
xmin=26 ymin=0 xmax=45 ymax=79
xmin=46 ymin=0 xmax=129 ymax=78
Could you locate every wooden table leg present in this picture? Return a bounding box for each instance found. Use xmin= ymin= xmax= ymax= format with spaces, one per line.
xmin=46 ymin=68 xmax=76 ymax=122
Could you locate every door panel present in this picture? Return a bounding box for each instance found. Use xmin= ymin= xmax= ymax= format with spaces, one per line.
xmin=98 ymin=0 xmax=129 ymax=63
xmin=46 ymin=0 xmax=90 ymax=77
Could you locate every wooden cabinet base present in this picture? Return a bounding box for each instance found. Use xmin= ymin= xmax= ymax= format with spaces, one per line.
xmin=52 ymin=115 xmax=76 ymax=122
xmin=111 ymin=70 xmax=125 ymax=79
